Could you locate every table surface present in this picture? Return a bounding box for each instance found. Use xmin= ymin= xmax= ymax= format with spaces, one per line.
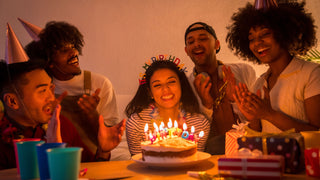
xmin=0 ymin=155 xmax=318 ymax=180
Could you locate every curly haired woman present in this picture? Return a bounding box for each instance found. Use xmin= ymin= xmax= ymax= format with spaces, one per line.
xmin=226 ymin=1 xmax=320 ymax=133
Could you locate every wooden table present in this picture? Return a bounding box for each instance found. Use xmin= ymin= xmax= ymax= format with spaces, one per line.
xmin=0 ymin=155 xmax=317 ymax=180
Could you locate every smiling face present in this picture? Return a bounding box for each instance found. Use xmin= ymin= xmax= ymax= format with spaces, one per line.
xmin=17 ymin=69 xmax=56 ymax=125
xmin=248 ymin=26 xmax=287 ymax=64
xmin=149 ymin=68 xmax=181 ymax=111
xmin=49 ymin=43 xmax=81 ymax=80
xmin=185 ymin=24 xmax=220 ymax=69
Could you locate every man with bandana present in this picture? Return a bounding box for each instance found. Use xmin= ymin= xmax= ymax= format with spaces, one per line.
xmin=184 ymin=22 xmax=256 ymax=154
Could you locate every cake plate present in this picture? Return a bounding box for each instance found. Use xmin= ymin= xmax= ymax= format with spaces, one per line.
xmin=132 ymin=151 xmax=211 ymax=168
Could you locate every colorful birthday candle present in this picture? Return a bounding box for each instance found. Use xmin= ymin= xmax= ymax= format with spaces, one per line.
xmin=144 ymin=123 xmax=149 ymax=141
xmin=195 ymin=131 xmax=204 ymax=143
xmin=149 ymin=132 xmax=155 ymax=144
xmin=167 ymin=118 xmax=173 ymax=138
xmin=189 ymin=126 xmax=195 ymax=141
xmin=181 ymin=123 xmax=189 ymax=139
xmin=153 ymin=122 xmax=160 ymax=140
xmin=159 ymin=124 xmax=166 ymax=140
xmin=174 ymin=120 xmax=182 ymax=136
xmin=173 ymin=120 xmax=178 ymax=136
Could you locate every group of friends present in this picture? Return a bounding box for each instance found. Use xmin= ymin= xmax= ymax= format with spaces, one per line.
xmin=1 ymin=0 xmax=320 ymax=170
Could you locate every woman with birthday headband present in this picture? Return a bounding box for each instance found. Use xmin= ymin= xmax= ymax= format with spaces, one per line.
xmin=226 ymin=0 xmax=320 ymax=132
xmin=125 ymin=57 xmax=210 ymax=156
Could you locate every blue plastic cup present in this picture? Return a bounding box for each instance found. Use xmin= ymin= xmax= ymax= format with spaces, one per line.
xmin=13 ymin=138 xmax=41 ymax=174
xmin=47 ymin=147 xmax=83 ymax=180
xmin=36 ymin=143 xmax=67 ymax=180
xmin=16 ymin=140 xmax=45 ymax=180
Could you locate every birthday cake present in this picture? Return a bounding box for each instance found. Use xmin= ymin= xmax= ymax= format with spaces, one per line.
xmin=141 ymin=136 xmax=197 ymax=163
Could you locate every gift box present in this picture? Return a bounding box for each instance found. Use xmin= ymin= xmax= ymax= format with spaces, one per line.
xmin=225 ymin=129 xmax=242 ymax=156
xmin=305 ymin=148 xmax=320 ymax=177
xmin=237 ymin=132 xmax=304 ymax=174
xmin=218 ymin=150 xmax=284 ymax=179
xmin=225 ymin=122 xmax=248 ymax=155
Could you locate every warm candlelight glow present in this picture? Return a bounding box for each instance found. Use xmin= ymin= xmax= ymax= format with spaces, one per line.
xmin=159 ymin=124 xmax=163 ymax=131
xmin=199 ymin=131 xmax=204 ymax=138
xmin=168 ymin=118 xmax=172 ymax=128
xmin=181 ymin=123 xmax=189 ymax=139
xmin=191 ymin=126 xmax=195 ymax=134
xmin=174 ymin=120 xmax=178 ymax=128
xmin=153 ymin=122 xmax=159 ymax=132
xmin=160 ymin=121 xmax=165 ymax=128
xmin=144 ymin=123 xmax=148 ymax=132
xmin=183 ymin=123 xmax=187 ymax=131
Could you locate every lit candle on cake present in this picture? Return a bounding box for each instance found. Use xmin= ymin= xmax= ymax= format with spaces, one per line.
xmin=144 ymin=123 xmax=149 ymax=141
xmin=153 ymin=122 xmax=160 ymax=141
xmin=173 ymin=120 xmax=178 ymax=136
xmin=149 ymin=132 xmax=156 ymax=144
xmin=159 ymin=124 xmax=166 ymax=140
xmin=167 ymin=118 xmax=173 ymax=138
xmin=195 ymin=131 xmax=204 ymax=143
xmin=175 ymin=121 xmax=182 ymax=136
xmin=181 ymin=123 xmax=189 ymax=139
xmin=189 ymin=126 xmax=195 ymax=141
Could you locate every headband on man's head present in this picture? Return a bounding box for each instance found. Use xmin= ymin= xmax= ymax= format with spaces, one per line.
xmin=139 ymin=54 xmax=187 ymax=85
xmin=184 ymin=22 xmax=220 ymax=53
xmin=184 ymin=22 xmax=217 ymax=43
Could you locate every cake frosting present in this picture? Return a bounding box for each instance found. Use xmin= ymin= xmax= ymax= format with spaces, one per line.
xmin=141 ymin=136 xmax=197 ymax=163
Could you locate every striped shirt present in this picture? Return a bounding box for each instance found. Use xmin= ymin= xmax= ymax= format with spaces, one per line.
xmin=126 ymin=105 xmax=210 ymax=156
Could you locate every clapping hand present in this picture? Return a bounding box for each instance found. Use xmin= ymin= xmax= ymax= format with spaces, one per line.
xmin=46 ymin=91 xmax=67 ymax=143
xmin=234 ymin=83 xmax=273 ymax=126
xmin=78 ymin=88 xmax=101 ymax=122
xmin=98 ymin=115 xmax=126 ymax=152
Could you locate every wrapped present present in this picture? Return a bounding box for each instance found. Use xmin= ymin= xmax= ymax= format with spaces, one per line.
xmin=225 ymin=122 xmax=248 ymax=155
xmin=237 ymin=128 xmax=304 ymax=174
xmin=218 ymin=148 xmax=284 ymax=179
xmin=305 ymin=148 xmax=320 ymax=177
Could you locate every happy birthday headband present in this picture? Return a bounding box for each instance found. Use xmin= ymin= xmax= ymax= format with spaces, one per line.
xmin=139 ymin=54 xmax=187 ymax=85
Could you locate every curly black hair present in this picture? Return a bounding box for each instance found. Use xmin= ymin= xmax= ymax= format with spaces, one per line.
xmin=38 ymin=21 xmax=84 ymax=61
xmin=226 ymin=1 xmax=317 ymax=64
xmin=125 ymin=60 xmax=200 ymax=117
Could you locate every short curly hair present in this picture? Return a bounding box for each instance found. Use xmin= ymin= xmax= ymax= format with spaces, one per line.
xmin=226 ymin=1 xmax=317 ymax=64
xmin=38 ymin=21 xmax=84 ymax=61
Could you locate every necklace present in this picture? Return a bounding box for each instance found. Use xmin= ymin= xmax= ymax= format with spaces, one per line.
xmin=213 ymin=80 xmax=228 ymax=110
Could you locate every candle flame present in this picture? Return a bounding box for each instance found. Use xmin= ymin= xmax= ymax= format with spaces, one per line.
xmin=144 ymin=123 xmax=148 ymax=132
xmin=191 ymin=126 xmax=195 ymax=133
xmin=168 ymin=119 xmax=172 ymax=128
xmin=159 ymin=124 xmax=164 ymax=131
xmin=199 ymin=131 xmax=204 ymax=138
xmin=160 ymin=121 xmax=165 ymax=127
xmin=149 ymin=132 xmax=153 ymax=139
xmin=183 ymin=123 xmax=187 ymax=131
xmin=153 ymin=122 xmax=159 ymax=132
xmin=174 ymin=120 xmax=178 ymax=128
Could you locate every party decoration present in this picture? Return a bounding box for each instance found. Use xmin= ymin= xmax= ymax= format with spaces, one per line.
xmin=254 ymin=0 xmax=278 ymax=11
xmin=143 ymin=119 xmax=204 ymax=144
xmin=139 ymin=54 xmax=187 ymax=85
xmin=5 ymin=23 xmax=29 ymax=64
xmin=305 ymin=148 xmax=320 ymax=177
xmin=18 ymin=18 xmax=42 ymax=41
xmin=218 ymin=148 xmax=284 ymax=179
